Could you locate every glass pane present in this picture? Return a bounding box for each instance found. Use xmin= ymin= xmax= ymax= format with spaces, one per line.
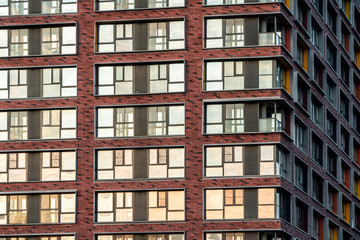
xmin=98 ymin=66 xmax=114 ymax=85
xmin=168 ymin=191 xmax=184 ymax=210
xmin=207 ymin=19 xmax=223 ymax=37
xmin=168 ymin=148 xmax=184 ymax=167
xmin=206 ymin=105 xmax=222 ymax=123
xmin=62 ymin=26 xmax=76 ymax=44
xmin=98 ymin=108 xmax=114 ymax=127
xmin=169 ymin=21 xmax=184 ymax=39
xmin=206 ymin=62 xmax=222 ymax=81
xmin=99 ymin=25 xmax=114 ymax=43
xmin=206 ymin=190 xmax=223 ymax=209
xmin=98 ymin=150 xmax=113 ymax=169
xmin=61 ymin=194 xmax=75 ymax=212
xmin=169 ymin=106 xmax=184 ymax=124
xmin=98 ymin=193 xmax=113 ymax=211
xmin=61 ymin=110 xmax=76 ymax=128
xmin=62 ymin=68 xmax=77 ymax=87
xmin=62 ymin=152 xmax=76 ymax=170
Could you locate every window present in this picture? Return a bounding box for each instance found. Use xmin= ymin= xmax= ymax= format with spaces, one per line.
xmin=41 ymin=109 xmax=76 ymax=139
xmin=341 ymin=161 xmax=350 ymax=188
xmin=204 ymin=59 xmax=287 ymax=91
xmin=327 ymin=147 xmax=337 ymax=178
xmin=296 ymin=38 xmax=309 ymax=72
xmin=340 ymin=92 xmax=349 ymax=121
xmin=328 ymin=222 xmax=338 ymax=240
xmin=353 ymin=107 xmax=360 ymax=134
xmin=355 ymin=173 xmax=360 ymax=199
xmin=311 ymin=133 xmax=323 ymax=166
xmin=40 ymin=194 xmax=76 ymax=223
xmin=341 ymin=0 xmax=350 ymax=18
xmin=312 ymin=172 xmax=323 ymax=203
xmin=96 ymin=62 xmax=184 ymax=95
xmin=205 ymin=102 xmax=285 ymax=134
xmin=96 ymin=147 xmax=185 ymax=180
xmin=258 ymin=16 xmax=283 ymax=45
xmin=342 ymin=196 xmax=350 ymax=224
xmin=96 ymin=190 xmax=185 ymax=222
xmin=311 ymin=0 xmax=323 ymax=15
xmin=326 ymin=111 xmax=337 ymax=143
xmin=312 ymin=212 xmax=323 ymax=240
xmin=97 ymin=0 xmax=184 ymax=10
xmin=205 ymin=232 xmax=291 ymax=240
xmin=328 ymin=186 xmax=337 ymax=214
xmin=205 ymin=60 xmax=244 ymax=91
xmin=295 ymin=199 xmax=308 ymax=232
xmin=354 ymin=141 xmax=360 ymax=166
xmin=312 ymin=57 xmax=324 ymax=88
xmin=340 ymin=57 xmax=350 ymax=87
xmin=0 ymin=109 xmax=76 ymax=141
xmin=296 ymin=0 xmax=308 ymax=30
xmin=205 ymin=189 xmax=244 ymax=220
xmin=96 ymin=105 xmax=185 ymax=138
xmin=97 ymin=234 xmax=184 ymax=240
xmin=0 ymin=26 xmax=76 ymax=57
xmin=340 ymin=126 xmax=349 ymax=155
xmin=326 ymin=38 xmax=337 ymax=71
xmin=311 ymin=95 xmax=323 ymax=127
xmin=0 ymin=67 xmax=77 ymax=99
xmin=97 ymin=20 xmax=184 ymax=52
xmin=205 ymin=145 xmax=289 ymax=178
xmin=0 ymin=0 xmax=77 ymax=15
xmin=356 ymin=206 xmax=360 ymax=231
xmin=296 ymin=77 xmax=308 ymax=110
xmin=327 ymin=4 xmax=337 ymax=34
xmin=0 ymin=151 xmax=76 ymax=182
xmin=295 ymin=159 xmax=308 ymax=192
xmin=205 ymin=188 xmax=289 ymax=220
xmin=340 ymin=23 xmax=350 ymax=52
xmin=325 ymin=76 xmax=336 ymax=105
xmin=205 ymin=16 xmax=284 ymax=48
xmin=206 ymin=18 xmax=244 ymax=48
xmin=0 ymin=236 xmax=75 ymax=240
xmin=205 ymin=103 xmax=244 ymax=134
xmin=0 ymin=193 xmax=75 ymax=224
xmin=295 ymin=119 xmax=307 ymax=153
xmin=205 ymin=146 xmax=243 ymax=177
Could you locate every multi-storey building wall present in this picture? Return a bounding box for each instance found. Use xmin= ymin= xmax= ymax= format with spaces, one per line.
xmin=0 ymin=0 xmax=359 ymax=239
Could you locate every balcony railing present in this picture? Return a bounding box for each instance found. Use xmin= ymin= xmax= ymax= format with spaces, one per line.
xmin=259 ymin=32 xmax=282 ymax=46
xmin=259 ymin=118 xmax=283 ymax=132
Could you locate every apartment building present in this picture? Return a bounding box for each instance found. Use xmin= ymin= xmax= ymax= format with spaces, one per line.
xmin=0 ymin=0 xmax=359 ymax=239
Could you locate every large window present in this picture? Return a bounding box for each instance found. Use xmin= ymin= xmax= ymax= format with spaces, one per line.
xmin=97 ymin=62 xmax=184 ymax=95
xmin=97 ymin=0 xmax=184 ymax=10
xmin=0 ymin=26 xmax=76 ymax=57
xmin=295 ymin=199 xmax=308 ymax=232
xmin=0 ymin=193 xmax=75 ymax=224
xmin=0 ymin=0 xmax=77 ymax=15
xmin=205 ymin=232 xmax=291 ymax=240
xmin=205 ymin=188 xmax=290 ymax=221
xmin=0 ymin=109 xmax=76 ymax=141
xmin=0 ymin=151 xmax=76 ymax=182
xmin=96 ymin=147 xmax=185 ymax=180
xmin=295 ymin=118 xmax=308 ymax=152
xmin=204 ymin=145 xmax=290 ymax=179
xmin=97 ymin=20 xmax=184 ymax=52
xmin=204 ymin=0 xmax=283 ymax=5
xmin=0 ymin=67 xmax=77 ymax=99
xmin=205 ymin=102 xmax=285 ymax=134
xmin=96 ymin=190 xmax=185 ymax=222
xmin=0 ymin=236 xmax=75 ymax=240
xmin=96 ymin=105 xmax=185 ymax=138
xmin=205 ymin=16 xmax=284 ymax=48
xmin=97 ymin=234 xmax=184 ymax=240
xmin=204 ymin=59 xmax=287 ymax=91
xmin=295 ymin=158 xmax=308 ymax=192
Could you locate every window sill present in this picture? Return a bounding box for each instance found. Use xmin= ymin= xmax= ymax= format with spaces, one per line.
xmin=0 ymin=222 xmax=76 ymax=226
xmin=294 ymin=19 xmax=310 ymax=39
xmin=0 ymin=12 xmax=77 ymax=18
xmin=203 ymin=175 xmax=282 ymax=179
xmin=94 ymin=177 xmax=186 ymax=182
xmin=294 ymin=102 xmax=310 ymax=117
xmin=95 ymin=220 xmax=186 ymax=225
xmin=201 ymin=0 xmax=284 ymax=7
xmin=95 ymin=48 xmax=186 ymax=54
xmin=0 ymin=96 xmax=78 ymax=101
xmin=203 ymin=87 xmax=286 ymax=93
xmin=0 ymin=53 xmax=77 ymax=59
xmin=311 ymin=196 xmax=324 ymax=208
xmin=310 ymin=79 xmax=325 ymax=96
xmin=203 ymin=131 xmax=286 ymax=136
xmin=94 ymin=6 xmax=186 ymax=12
xmin=0 ymin=180 xmax=77 ymax=184
xmin=0 ymin=138 xmax=77 ymax=142
xmin=95 ymin=135 xmax=186 ymax=139
xmin=294 ymin=60 xmax=310 ymax=78
xmin=94 ymin=91 xmax=186 ymax=97
xmin=294 ymin=185 xmax=308 ymax=196
xmin=203 ymin=44 xmax=284 ymax=50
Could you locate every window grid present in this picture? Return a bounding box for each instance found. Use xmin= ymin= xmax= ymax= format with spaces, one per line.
xmin=10 ymin=29 xmax=29 ymax=56
xmin=9 ymin=112 xmax=28 ymax=140
xmin=205 ymin=146 xmax=243 ymax=177
xmin=96 ymin=149 xmax=133 ymax=180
